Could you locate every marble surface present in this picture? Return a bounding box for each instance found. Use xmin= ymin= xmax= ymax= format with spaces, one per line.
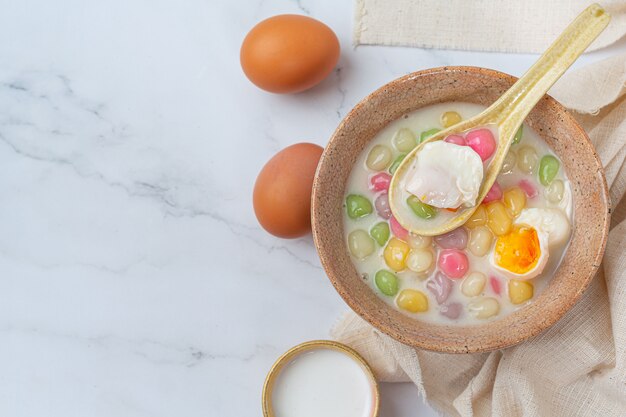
xmin=3 ymin=1 xmax=626 ymax=416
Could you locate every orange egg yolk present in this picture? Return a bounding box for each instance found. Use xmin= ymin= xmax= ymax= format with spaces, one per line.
xmin=494 ymin=226 xmax=541 ymax=274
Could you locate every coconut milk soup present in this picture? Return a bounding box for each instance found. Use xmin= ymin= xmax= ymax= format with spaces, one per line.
xmin=343 ymin=102 xmax=572 ymax=325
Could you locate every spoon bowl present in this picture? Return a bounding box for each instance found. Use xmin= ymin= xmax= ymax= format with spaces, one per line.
xmin=389 ymin=3 xmax=610 ymax=236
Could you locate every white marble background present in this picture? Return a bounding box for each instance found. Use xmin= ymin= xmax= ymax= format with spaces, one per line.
xmin=2 ymin=1 xmax=626 ymax=416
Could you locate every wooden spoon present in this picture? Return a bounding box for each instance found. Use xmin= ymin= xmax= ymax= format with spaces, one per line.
xmin=389 ymin=3 xmax=610 ymax=236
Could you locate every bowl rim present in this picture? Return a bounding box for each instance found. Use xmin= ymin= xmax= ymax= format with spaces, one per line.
xmin=311 ymin=65 xmax=611 ymax=353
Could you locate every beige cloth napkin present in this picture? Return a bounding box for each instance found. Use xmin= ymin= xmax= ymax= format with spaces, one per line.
xmin=354 ymin=0 xmax=626 ymax=53
xmin=332 ymin=54 xmax=626 ymax=416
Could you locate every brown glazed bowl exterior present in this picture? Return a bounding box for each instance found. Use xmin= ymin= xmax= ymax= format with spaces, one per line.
xmin=311 ymin=66 xmax=610 ymax=353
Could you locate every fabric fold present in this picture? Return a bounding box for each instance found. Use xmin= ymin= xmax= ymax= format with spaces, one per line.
xmin=354 ymin=0 xmax=626 ymax=54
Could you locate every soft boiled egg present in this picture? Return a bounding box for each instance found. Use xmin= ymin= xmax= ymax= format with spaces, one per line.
xmin=490 ymin=208 xmax=570 ymax=279
xmin=404 ymin=141 xmax=483 ymax=209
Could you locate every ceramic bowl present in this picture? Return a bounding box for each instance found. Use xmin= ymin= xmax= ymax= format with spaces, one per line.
xmin=311 ymin=66 xmax=610 ymax=353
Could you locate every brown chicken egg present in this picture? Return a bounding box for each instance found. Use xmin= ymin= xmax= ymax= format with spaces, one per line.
xmin=253 ymin=143 xmax=324 ymax=238
xmin=240 ymin=14 xmax=340 ymax=94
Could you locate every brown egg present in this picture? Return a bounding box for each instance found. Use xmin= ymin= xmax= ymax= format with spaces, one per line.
xmin=240 ymin=14 xmax=340 ymax=94
xmin=253 ymin=143 xmax=324 ymax=238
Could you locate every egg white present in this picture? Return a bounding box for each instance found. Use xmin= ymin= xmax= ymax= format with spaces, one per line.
xmin=404 ymin=141 xmax=483 ymax=209
xmin=515 ymin=208 xmax=571 ymax=247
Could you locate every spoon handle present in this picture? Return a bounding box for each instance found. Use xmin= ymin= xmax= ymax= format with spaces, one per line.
xmin=489 ymin=4 xmax=610 ymax=135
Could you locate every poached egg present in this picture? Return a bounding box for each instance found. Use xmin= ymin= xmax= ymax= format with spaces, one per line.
xmin=404 ymin=141 xmax=483 ymax=209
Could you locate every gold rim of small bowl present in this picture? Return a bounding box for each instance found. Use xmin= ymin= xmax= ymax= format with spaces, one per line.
xmin=262 ymin=340 xmax=380 ymax=417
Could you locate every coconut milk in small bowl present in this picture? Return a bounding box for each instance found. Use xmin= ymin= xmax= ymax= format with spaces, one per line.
xmin=262 ymin=340 xmax=379 ymax=417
